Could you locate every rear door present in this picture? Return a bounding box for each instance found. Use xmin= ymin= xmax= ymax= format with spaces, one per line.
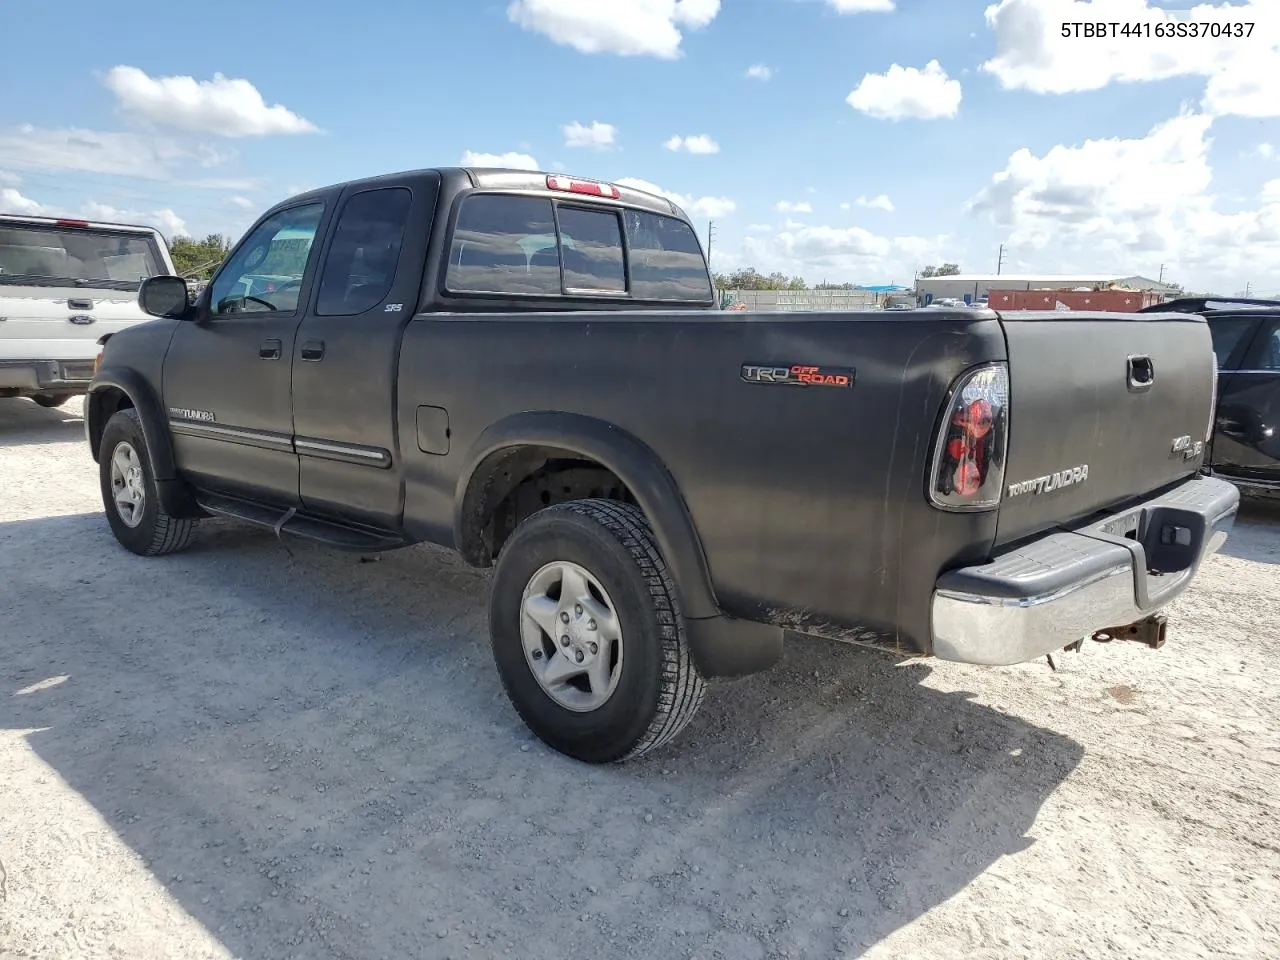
xmin=994 ymin=312 xmax=1217 ymax=545
xmin=290 ymin=174 xmax=439 ymax=529
xmin=1212 ymin=314 xmax=1280 ymax=484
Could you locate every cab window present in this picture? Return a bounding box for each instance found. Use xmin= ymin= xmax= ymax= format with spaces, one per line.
xmin=210 ymin=203 xmax=324 ymax=315
xmin=316 ymin=188 xmax=412 ymax=316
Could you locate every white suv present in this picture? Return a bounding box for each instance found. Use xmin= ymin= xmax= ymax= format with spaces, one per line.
xmin=0 ymin=213 xmax=176 ymax=407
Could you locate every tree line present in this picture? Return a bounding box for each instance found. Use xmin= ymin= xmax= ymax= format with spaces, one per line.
xmin=713 ymin=264 xmax=960 ymax=290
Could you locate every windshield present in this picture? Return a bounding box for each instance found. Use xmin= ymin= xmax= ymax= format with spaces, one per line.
xmin=0 ymin=222 xmax=165 ymax=290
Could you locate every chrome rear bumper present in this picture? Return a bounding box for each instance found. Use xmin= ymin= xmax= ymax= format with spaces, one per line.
xmin=930 ymin=476 xmax=1239 ymax=666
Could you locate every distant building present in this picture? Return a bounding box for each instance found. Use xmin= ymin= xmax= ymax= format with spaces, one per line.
xmin=914 ymin=273 xmax=1180 ymax=303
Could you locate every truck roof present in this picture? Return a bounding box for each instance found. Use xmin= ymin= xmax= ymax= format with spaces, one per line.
xmin=1138 ymin=296 xmax=1280 ymax=314
xmin=0 ymin=212 xmax=165 ymax=237
xmin=280 ymin=167 xmax=688 ymax=221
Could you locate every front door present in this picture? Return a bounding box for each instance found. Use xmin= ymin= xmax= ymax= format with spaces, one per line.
xmin=290 ymin=175 xmax=439 ymax=529
xmin=1214 ymin=315 xmax=1280 ymax=484
xmin=164 ymin=200 xmax=330 ymax=507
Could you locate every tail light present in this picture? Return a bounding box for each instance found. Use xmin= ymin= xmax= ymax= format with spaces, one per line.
xmin=928 ymin=363 xmax=1009 ymax=511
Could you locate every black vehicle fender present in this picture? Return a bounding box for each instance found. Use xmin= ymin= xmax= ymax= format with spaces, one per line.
xmin=86 ymin=368 xmax=201 ymax=519
xmin=453 ymin=411 xmax=782 ymax=679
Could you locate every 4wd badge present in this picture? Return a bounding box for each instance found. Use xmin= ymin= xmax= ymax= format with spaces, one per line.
xmin=741 ymin=363 xmax=855 ymax=388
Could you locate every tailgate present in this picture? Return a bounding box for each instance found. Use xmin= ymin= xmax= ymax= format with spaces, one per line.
xmin=994 ymin=310 xmax=1214 ymax=545
xmin=0 ymin=286 xmax=151 ymax=361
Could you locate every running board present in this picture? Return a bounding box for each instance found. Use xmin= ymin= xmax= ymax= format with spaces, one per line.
xmin=195 ymin=493 xmax=409 ymax=552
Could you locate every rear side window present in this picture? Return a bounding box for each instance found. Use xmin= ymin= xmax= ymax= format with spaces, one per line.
xmin=1208 ymin=317 xmax=1258 ymax=369
xmin=446 ymin=195 xmax=560 ymax=295
xmin=444 ymin=193 xmax=710 ymax=302
xmin=558 ymin=207 xmax=625 ymax=293
xmin=624 ymin=210 xmax=712 ymax=300
xmin=316 ymin=187 xmax=412 ymax=316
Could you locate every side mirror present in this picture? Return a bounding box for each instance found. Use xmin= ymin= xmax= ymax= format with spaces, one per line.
xmin=139 ymin=275 xmax=191 ymax=319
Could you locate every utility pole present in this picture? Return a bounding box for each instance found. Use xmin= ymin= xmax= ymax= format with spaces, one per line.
xmin=1158 ymin=263 xmax=1166 ymax=284
xmin=707 ymin=220 xmax=716 ymax=269
xmin=996 ymin=243 xmax=1006 ymax=276
xmin=1245 ymin=280 xmax=1252 ymax=297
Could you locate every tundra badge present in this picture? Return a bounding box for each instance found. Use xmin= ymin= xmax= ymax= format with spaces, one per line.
xmin=1006 ymin=465 xmax=1089 ymax=498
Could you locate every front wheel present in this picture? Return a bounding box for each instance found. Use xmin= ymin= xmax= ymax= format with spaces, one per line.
xmin=99 ymin=408 xmax=196 ymax=556
xmin=489 ymin=499 xmax=706 ymax=764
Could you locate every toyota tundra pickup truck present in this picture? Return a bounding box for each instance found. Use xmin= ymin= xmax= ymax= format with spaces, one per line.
xmin=84 ymin=166 xmax=1239 ymax=763
xmin=1 ymin=213 xmax=175 ymax=407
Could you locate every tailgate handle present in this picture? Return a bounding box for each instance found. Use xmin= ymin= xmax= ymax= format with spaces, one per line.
xmin=1127 ymin=355 xmax=1154 ymax=391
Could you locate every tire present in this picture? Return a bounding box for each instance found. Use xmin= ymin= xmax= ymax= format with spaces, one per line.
xmin=31 ymin=392 xmax=74 ymax=408
xmin=489 ymin=499 xmax=706 ymax=764
xmin=99 ymin=408 xmax=196 ymax=556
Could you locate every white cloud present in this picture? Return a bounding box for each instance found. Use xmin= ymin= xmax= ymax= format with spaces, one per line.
xmin=0 ymin=125 xmax=197 ymax=179
xmin=103 ymin=66 xmax=319 ymax=137
xmin=563 ymin=120 xmax=617 ymax=149
xmin=0 ymin=188 xmax=48 ymax=216
xmin=747 ymin=223 xmax=772 ymax=232
xmin=460 ymin=150 xmax=541 ymax=170
xmin=722 ymin=222 xmax=947 ymax=285
xmin=0 ymin=170 xmax=21 ymax=185
xmin=839 ymin=202 xmax=851 ymax=211
xmin=1257 ymin=143 xmax=1276 ymax=160
xmin=828 ymin=0 xmax=895 ymax=11
xmin=967 ymin=111 xmax=1280 ymax=292
xmin=664 ymin=134 xmax=720 ymax=154
xmin=0 ymin=188 xmax=187 ymax=239
xmin=776 ymin=200 xmax=812 ymax=213
xmin=745 ymin=64 xmax=773 ymax=80
xmin=856 ymin=194 xmax=895 ymax=212
xmin=615 ymin=176 xmax=735 ymax=219
xmin=83 ymin=201 xmax=188 ymax=239
xmin=980 ymin=0 xmax=1280 ymax=118
xmin=507 ymin=0 xmax=720 ymax=58
xmin=227 ymin=195 xmax=256 ymax=209
xmin=846 ymin=60 xmax=962 ymax=120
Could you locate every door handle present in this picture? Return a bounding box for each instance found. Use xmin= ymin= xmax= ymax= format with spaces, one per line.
xmin=259 ymin=338 xmax=282 ymax=360
xmin=1127 ymin=354 xmax=1154 ymax=391
xmin=301 ymin=340 xmax=325 ymax=362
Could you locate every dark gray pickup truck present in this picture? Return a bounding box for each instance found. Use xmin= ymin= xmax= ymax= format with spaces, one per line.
xmin=85 ymin=166 xmax=1239 ymax=763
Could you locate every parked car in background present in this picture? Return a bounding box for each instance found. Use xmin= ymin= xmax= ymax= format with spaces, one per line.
xmin=0 ymin=213 xmax=175 ymax=407
xmin=1141 ymin=297 xmax=1280 ymax=498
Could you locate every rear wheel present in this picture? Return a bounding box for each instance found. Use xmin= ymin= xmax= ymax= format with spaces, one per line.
xmin=31 ymin=392 xmax=74 ymax=408
xmin=489 ymin=499 xmax=706 ymax=764
xmin=99 ymin=408 xmax=196 ymax=556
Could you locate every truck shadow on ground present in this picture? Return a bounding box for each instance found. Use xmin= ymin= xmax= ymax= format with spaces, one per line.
xmin=1220 ymin=496 xmax=1280 ymax=565
xmin=0 ymin=397 xmax=84 ymax=447
xmin=1 ymin=511 xmax=1084 ymax=960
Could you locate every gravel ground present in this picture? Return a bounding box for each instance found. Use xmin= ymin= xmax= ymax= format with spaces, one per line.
xmin=1 ymin=396 xmax=1278 ymax=960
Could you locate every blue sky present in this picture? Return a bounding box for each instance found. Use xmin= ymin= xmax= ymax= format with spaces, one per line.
xmin=1 ymin=0 xmax=1278 ymax=293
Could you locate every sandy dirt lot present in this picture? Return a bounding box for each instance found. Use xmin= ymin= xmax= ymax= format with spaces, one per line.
xmin=1 ymin=396 xmax=1278 ymax=960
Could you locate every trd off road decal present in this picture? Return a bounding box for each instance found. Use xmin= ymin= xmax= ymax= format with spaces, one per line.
xmin=741 ymin=363 xmax=855 ymax=388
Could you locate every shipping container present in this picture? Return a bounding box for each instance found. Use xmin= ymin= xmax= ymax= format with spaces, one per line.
xmin=987 ymin=289 xmax=1164 ymax=312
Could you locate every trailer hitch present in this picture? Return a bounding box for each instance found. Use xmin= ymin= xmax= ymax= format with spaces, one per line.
xmin=1090 ymin=614 xmax=1168 ymax=650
